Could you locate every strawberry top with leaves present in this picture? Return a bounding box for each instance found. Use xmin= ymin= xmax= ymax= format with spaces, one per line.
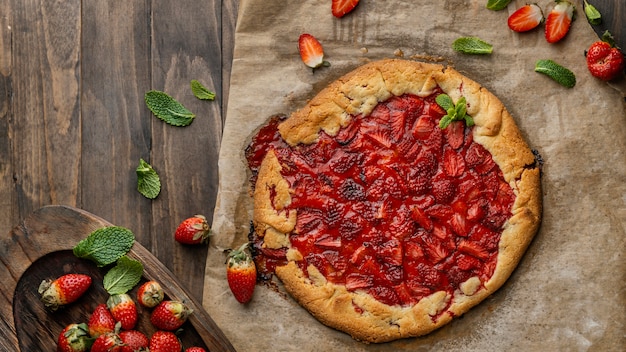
xmin=508 ymin=4 xmax=544 ymax=33
xmin=298 ymin=33 xmax=329 ymax=70
xmin=175 ymin=214 xmax=211 ymax=244
xmin=332 ymin=0 xmax=360 ymax=18
xmin=150 ymin=300 xmax=193 ymax=331
xmin=57 ymin=323 xmax=92 ymax=352
xmin=107 ymin=293 xmax=138 ymax=330
xmin=136 ymin=280 xmax=165 ymax=308
xmin=586 ymin=31 xmax=625 ymax=81
xmin=38 ymin=273 xmax=92 ymax=311
xmin=226 ymin=243 xmax=257 ymax=304
xmin=545 ymin=0 xmax=575 ymax=43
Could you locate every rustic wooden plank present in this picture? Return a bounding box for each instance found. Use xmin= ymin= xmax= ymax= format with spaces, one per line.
xmin=79 ymin=2 xmax=153 ymax=242
xmin=588 ymin=0 xmax=625 ymax=49
xmin=0 ymin=0 xmax=14 ymax=238
xmin=8 ymin=0 xmax=82 ymax=229
xmin=222 ymin=0 xmax=239 ymax=116
xmin=149 ymin=0 xmax=224 ymax=301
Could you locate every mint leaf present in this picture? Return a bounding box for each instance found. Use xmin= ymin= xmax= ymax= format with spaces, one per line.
xmin=136 ymin=158 xmax=161 ymax=199
xmin=584 ymin=0 xmax=602 ymax=25
xmin=73 ymin=226 xmax=135 ymax=267
xmin=190 ymin=80 xmax=216 ymax=101
xmin=452 ymin=37 xmax=493 ymax=55
xmin=486 ymin=0 xmax=512 ymax=11
xmin=534 ymin=59 xmax=576 ymax=88
xmin=103 ymin=256 xmax=143 ymax=295
xmin=145 ymin=90 xmax=195 ymax=126
xmin=436 ymin=95 xmax=474 ymax=129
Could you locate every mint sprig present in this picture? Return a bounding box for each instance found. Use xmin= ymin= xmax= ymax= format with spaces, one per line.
xmin=452 ymin=37 xmax=493 ymax=55
xmin=73 ymin=226 xmax=135 ymax=267
xmin=190 ymin=80 xmax=216 ymax=101
xmin=145 ymin=90 xmax=195 ymax=126
xmin=103 ymin=256 xmax=144 ymax=295
xmin=584 ymin=0 xmax=602 ymax=25
xmin=486 ymin=0 xmax=512 ymax=11
xmin=436 ymin=94 xmax=474 ymax=129
xmin=136 ymin=158 xmax=161 ymax=199
xmin=534 ymin=59 xmax=576 ymax=88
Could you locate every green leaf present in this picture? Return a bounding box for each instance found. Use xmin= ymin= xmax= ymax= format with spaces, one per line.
xmin=136 ymin=158 xmax=161 ymax=199
xmin=486 ymin=0 xmax=512 ymax=11
xmin=435 ymin=94 xmax=454 ymax=111
xmin=103 ymin=256 xmax=143 ymax=295
xmin=190 ymin=80 xmax=216 ymax=100
xmin=534 ymin=59 xmax=576 ymax=88
xmin=145 ymin=90 xmax=195 ymax=126
xmin=436 ymin=94 xmax=473 ymax=130
xmin=452 ymin=37 xmax=493 ymax=55
xmin=584 ymin=0 xmax=602 ymax=25
xmin=73 ymin=226 xmax=135 ymax=267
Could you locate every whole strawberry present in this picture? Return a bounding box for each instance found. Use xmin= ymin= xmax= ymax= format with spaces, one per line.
xmin=107 ymin=293 xmax=138 ymax=330
xmin=174 ymin=215 xmax=211 ymax=245
xmin=57 ymin=323 xmax=93 ymax=352
xmin=91 ymin=332 xmax=123 ymax=352
xmin=226 ymin=243 xmax=257 ymax=304
xmin=149 ymin=331 xmax=182 ymax=352
xmin=88 ymin=304 xmax=116 ymax=338
xmin=150 ymin=300 xmax=193 ymax=331
xmin=38 ymin=273 xmax=92 ymax=311
xmin=185 ymin=348 xmax=207 ymax=352
xmin=136 ymin=280 xmax=165 ymax=308
xmin=119 ymin=330 xmax=149 ymax=352
xmin=586 ymin=31 xmax=625 ymax=81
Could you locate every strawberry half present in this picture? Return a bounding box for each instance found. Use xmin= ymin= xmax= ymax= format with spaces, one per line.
xmin=226 ymin=243 xmax=257 ymax=304
xmin=545 ymin=0 xmax=575 ymax=43
xmin=508 ymin=4 xmax=544 ymax=33
xmin=38 ymin=273 xmax=92 ymax=311
xmin=332 ymin=0 xmax=360 ymax=18
xmin=586 ymin=31 xmax=625 ymax=81
xmin=298 ymin=33 xmax=329 ymax=69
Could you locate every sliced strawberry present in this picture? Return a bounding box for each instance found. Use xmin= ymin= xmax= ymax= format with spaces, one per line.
xmin=298 ymin=33 xmax=327 ymax=69
xmin=443 ymin=146 xmax=466 ymax=177
xmin=544 ymin=0 xmax=575 ymax=43
xmin=508 ymin=4 xmax=544 ymax=33
xmin=457 ymin=240 xmax=490 ymax=261
xmin=410 ymin=205 xmax=433 ymax=231
xmin=445 ymin=120 xmax=465 ymax=149
xmin=332 ymin=0 xmax=360 ymax=18
xmin=345 ymin=273 xmax=373 ymax=290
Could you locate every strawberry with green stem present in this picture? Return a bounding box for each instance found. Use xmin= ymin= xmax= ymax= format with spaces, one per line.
xmin=136 ymin=280 xmax=165 ymax=308
xmin=150 ymin=300 xmax=193 ymax=331
xmin=107 ymin=293 xmax=138 ymax=330
xmin=88 ymin=304 xmax=117 ymax=338
xmin=38 ymin=273 xmax=92 ymax=311
xmin=174 ymin=215 xmax=211 ymax=245
xmin=586 ymin=30 xmax=625 ymax=81
xmin=56 ymin=323 xmax=93 ymax=352
xmin=91 ymin=332 xmax=124 ymax=352
xmin=226 ymin=243 xmax=257 ymax=304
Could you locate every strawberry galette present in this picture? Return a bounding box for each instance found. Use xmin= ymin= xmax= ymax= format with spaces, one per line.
xmin=245 ymin=59 xmax=542 ymax=343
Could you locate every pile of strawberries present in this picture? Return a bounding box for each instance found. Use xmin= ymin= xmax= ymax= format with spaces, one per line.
xmin=41 ymin=273 xmax=204 ymax=352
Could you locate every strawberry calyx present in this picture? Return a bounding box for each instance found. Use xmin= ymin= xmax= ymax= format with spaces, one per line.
xmin=227 ymin=242 xmax=253 ymax=266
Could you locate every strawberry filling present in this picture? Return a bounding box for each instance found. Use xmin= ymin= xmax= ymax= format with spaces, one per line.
xmin=246 ymin=89 xmax=515 ymax=308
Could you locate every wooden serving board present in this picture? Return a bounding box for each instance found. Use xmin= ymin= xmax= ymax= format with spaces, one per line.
xmin=0 ymin=205 xmax=235 ymax=351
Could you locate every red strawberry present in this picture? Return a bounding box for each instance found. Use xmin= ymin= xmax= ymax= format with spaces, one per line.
xmin=150 ymin=300 xmax=193 ymax=331
xmin=88 ymin=304 xmax=117 ymax=338
xmin=149 ymin=331 xmax=182 ymax=352
xmin=136 ymin=280 xmax=165 ymax=308
xmin=332 ymin=0 xmax=360 ymax=18
xmin=57 ymin=323 xmax=93 ymax=352
xmin=38 ymin=273 xmax=92 ymax=311
xmin=226 ymin=243 xmax=257 ymax=304
xmin=91 ymin=332 xmax=123 ymax=352
xmin=586 ymin=31 xmax=625 ymax=81
xmin=107 ymin=293 xmax=138 ymax=330
xmin=544 ymin=0 xmax=575 ymax=43
xmin=185 ymin=348 xmax=207 ymax=352
xmin=119 ymin=330 xmax=149 ymax=352
xmin=507 ymin=4 xmax=544 ymax=33
xmin=457 ymin=240 xmax=490 ymax=261
xmin=174 ymin=215 xmax=211 ymax=245
xmin=298 ymin=33 xmax=329 ymax=69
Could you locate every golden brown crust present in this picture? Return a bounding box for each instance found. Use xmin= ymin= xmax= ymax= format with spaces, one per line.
xmin=252 ymin=59 xmax=542 ymax=343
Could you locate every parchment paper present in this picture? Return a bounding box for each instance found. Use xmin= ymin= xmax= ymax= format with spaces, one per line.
xmin=203 ymin=1 xmax=626 ymax=350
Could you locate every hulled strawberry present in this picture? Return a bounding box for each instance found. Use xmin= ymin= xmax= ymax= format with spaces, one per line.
xmin=298 ymin=33 xmax=329 ymax=69
xmin=150 ymin=300 xmax=193 ymax=331
xmin=586 ymin=31 xmax=625 ymax=81
xmin=507 ymin=4 xmax=544 ymax=32
xmin=107 ymin=293 xmax=138 ymax=330
xmin=56 ymin=323 xmax=93 ymax=352
xmin=332 ymin=0 xmax=360 ymax=18
xmin=544 ymin=0 xmax=575 ymax=43
xmin=88 ymin=304 xmax=116 ymax=338
xmin=119 ymin=330 xmax=149 ymax=352
xmin=226 ymin=243 xmax=257 ymax=304
xmin=136 ymin=280 xmax=165 ymax=308
xmin=91 ymin=332 xmax=123 ymax=352
xmin=38 ymin=273 xmax=92 ymax=311
xmin=174 ymin=215 xmax=211 ymax=245
xmin=149 ymin=331 xmax=182 ymax=352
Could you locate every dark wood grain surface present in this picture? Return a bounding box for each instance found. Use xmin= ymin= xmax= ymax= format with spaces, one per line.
xmin=0 ymin=0 xmax=623 ymax=350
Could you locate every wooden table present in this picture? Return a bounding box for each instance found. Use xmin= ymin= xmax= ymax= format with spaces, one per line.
xmin=0 ymin=0 xmax=623 ymax=349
